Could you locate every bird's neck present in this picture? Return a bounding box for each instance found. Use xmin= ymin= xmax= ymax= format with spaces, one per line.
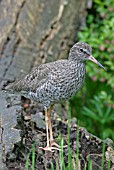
xmin=68 ymin=57 xmax=85 ymax=65
xmin=68 ymin=53 xmax=86 ymax=63
xmin=75 ymin=60 xmax=86 ymax=69
xmin=67 ymin=58 xmax=86 ymax=74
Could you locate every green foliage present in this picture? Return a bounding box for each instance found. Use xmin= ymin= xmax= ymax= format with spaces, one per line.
xmin=82 ymin=91 xmax=114 ymax=139
xmin=70 ymin=0 xmax=114 ymax=140
xmin=78 ymin=0 xmax=114 ymax=88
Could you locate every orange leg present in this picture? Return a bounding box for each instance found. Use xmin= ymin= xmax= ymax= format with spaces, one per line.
xmin=48 ymin=105 xmax=61 ymax=148
xmin=45 ymin=107 xmax=50 ymax=147
xmin=47 ymin=105 xmax=54 ymax=142
xmin=39 ymin=105 xmax=61 ymax=151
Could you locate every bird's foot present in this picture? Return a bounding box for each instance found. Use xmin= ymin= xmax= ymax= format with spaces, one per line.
xmin=39 ymin=141 xmax=61 ymax=152
xmin=39 ymin=141 xmax=67 ymax=152
xmin=50 ymin=140 xmax=67 ymax=149
xmin=50 ymin=140 xmax=61 ymax=148
xmin=39 ymin=146 xmax=61 ymax=152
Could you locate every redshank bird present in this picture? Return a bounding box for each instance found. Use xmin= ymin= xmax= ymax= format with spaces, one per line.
xmin=5 ymin=42 xmax=106 ymax=152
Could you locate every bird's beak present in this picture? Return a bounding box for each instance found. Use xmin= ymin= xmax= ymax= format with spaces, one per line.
xmin=88 ymin=55 xmax=106 ymax=71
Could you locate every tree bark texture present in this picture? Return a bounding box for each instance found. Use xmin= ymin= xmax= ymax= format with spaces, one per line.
xmin=0 ymin=0 xmax=88 ymax=169
xmin=0 ymin=0 xmax=88 ymax=85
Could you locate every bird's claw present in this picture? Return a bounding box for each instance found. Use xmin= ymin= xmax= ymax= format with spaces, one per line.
xmin=50 ymin=141 xmax=67 ymax=149
xmin=39 ymin=141 xmax=67 ymax=152
xmin=39 ymin=146 xmax=61 ymax=152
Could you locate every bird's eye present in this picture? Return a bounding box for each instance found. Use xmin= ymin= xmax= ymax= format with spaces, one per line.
xmin=79 ymin=48 xmax=83 ymax=53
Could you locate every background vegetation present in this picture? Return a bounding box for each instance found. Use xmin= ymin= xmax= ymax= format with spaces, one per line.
xmin=70 ymin=0 xmax=114 ymax=140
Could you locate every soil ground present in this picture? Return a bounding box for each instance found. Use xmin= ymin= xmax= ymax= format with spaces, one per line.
xmin=3 ymin=97 xmax=114 ymax=170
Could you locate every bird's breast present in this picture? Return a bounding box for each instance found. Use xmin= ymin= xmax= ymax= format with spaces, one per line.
xmin=58 ymin=64 xmax=86 ymax=100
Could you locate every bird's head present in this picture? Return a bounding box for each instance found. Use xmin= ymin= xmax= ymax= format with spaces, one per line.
xmin=69 ymin=42 xmax=106 ymax=71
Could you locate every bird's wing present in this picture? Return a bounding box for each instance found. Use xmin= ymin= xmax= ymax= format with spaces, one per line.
xmin=5 ymin=62 xmax=54 ymax=94
xmin=5 ymin=60 xmax=69 ymax=95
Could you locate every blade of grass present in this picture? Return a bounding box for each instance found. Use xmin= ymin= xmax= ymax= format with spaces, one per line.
xmin=32 ymin=144 xmax=35 ymax=170
xmin=60 ymin=138 xmax=65 ymax=170
xmin=87 ymin=155 xmax=92 ymax=170
xmin=56 ymin=158 xmax=59 ymax=170
xmin=101 ymin=142 xmax=105 ymax=170
xmin=25 ymin=153 xmax=30 ymax=170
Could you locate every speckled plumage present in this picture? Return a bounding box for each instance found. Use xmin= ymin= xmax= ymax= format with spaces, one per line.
xmin=5 ymin=42 xmax=106 ymax=151
xmin=7 ymin=42 xmax=91 ymax=108
xmin=29 ymin=60 xmax=85 ymax=107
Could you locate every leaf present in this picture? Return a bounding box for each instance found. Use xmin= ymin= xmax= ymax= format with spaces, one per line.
xmin=82 ymin=107 xmax=100 ymax=121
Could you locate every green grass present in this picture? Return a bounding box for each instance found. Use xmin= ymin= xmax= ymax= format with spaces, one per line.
xmin=25 ymin=144 xmax=35 ymax=170
xmin=101 ymin=143 xmax=105 ymax=170
xmin=87 ymin=155 xmax=92 ymax=170
xmin=25 ymin=153 xmax=30 ymax=170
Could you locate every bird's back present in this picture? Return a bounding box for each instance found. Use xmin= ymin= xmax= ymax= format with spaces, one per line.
xmin=5 ymin=61 xmax=58 ymax=94
xmin=5 ymin=60 xmax=69 ymax=94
